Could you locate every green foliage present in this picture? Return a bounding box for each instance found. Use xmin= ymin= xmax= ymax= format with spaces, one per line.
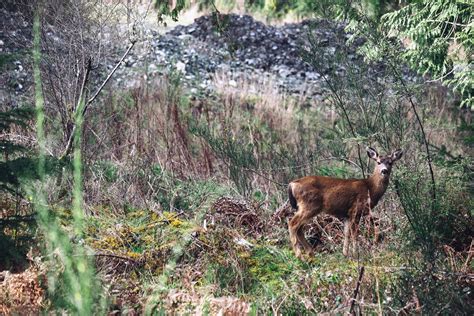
xmin=4 ymin=1 xmax=469 ymax=313
xmin=298 ymin=3 xmax=473 ymax=312
xmin=382 ymin=0 xmax=473 ymax=108
xmin=0 ymin=107 xmax=46 ymax=271
xmin=394 ymin=256 xmax=473 ymax=314
xmin=0 ymin=218 xmax=36 ymax=271
xmin=0 ymin=156 xmax=62 ymax=192
xmin=189 ymin=120 xmax=257 ymax=196
xmin=245 ymin=246 xmax=299 ymax=292
xmin=155 ymin=0 xmax=187 ymax=22
xmin=91 ymin=160 xmax=119 ymax=183
xmin=395 ymin=158 xmax=473 ymax=256
xmin=0 ymin=106 xmax=36 ymax=193
xmin=0 ymin=107 xmax=34 ymax=136
xmin=0 ymin=51 xmax=26 ymax=70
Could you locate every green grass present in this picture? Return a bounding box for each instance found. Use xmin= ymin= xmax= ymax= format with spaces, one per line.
xmin=75 ymin=198 xmax=410 ymax=314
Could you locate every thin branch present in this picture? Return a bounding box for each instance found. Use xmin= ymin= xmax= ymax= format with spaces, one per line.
xmin=74 ymin=57 xmax=92 ymax=115
xmin=0 ymin=215 xmax=35 ymax=224
xmin=425 ymin=19 xmax=470 ymax=28
xmin=320 ymin=72 xmax=366 ymax=178
xmin=87 ymin=41 xmax=135 ymax=107
xmin=350 ymin=266 xmax=365 ymax=315
xmin=93 ymin=251 xmax=140 ymax=264
xmin=391 ymin=65 xmax=437 ymax=205
xmin=60 ymin=40 xmax=136 ymax=159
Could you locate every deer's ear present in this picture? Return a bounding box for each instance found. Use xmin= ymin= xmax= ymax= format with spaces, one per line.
xmin=366 ymin=147 xmax=378 ymax=160
xmin=391 ymin=149 xmax=403 ymax=161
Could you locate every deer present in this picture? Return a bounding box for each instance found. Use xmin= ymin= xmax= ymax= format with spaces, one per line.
xmin=288 ymin=147 xmax=403 ymax=258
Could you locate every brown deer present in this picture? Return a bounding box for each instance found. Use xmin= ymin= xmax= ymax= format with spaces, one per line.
xmin=288 ymin=147 xmax=403 ymax=258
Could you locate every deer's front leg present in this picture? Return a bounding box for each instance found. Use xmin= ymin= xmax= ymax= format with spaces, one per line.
xmin=343 ymin=219 xmax=350 ymax=256
xmin=351 ymin=221 xmax=359 ymax=257
xmin=347 ymin=211 xmax=363 ymax=257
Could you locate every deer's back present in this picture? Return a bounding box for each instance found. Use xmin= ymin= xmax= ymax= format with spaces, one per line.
xmin=290 ymin=176 xmax=369 ymax=218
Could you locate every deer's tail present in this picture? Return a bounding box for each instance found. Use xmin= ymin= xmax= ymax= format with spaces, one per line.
xmin=288 ymin=183 xmax=298 ymax=209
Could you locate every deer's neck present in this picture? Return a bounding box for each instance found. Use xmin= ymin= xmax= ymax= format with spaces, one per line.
xmin=367 ymin=172 xmax=390 ymax=208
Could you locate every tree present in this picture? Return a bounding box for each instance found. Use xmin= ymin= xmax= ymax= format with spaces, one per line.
xmin=382 ymin=0 xmax=473 ymax=109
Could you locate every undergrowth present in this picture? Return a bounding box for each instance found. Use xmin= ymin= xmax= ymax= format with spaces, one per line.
xmin=1 ymin=3 xmax=472 ymax=315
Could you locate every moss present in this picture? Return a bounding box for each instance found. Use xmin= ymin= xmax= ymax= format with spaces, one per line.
xmin=161 ymin=211 xmax=184 ymax=228
xmin=246 ymin=246 xmax=296 ymax=288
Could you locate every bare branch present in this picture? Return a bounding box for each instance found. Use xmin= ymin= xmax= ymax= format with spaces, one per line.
xmin=86 ymin=40 xmax=136 ymax=109
xmin=350 ymin=266 xmax=365 ymax=315
xmin=60 ymin=40 xmax=136 ymax=159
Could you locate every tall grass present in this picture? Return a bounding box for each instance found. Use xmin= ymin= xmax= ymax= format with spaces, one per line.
xmin=32 ymin=9 xmax=100 ymax=314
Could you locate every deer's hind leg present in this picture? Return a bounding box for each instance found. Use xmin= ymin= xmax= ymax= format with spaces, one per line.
xmin=350 ymin=213 xmax=362 ymax=257
xmin=296 ymin=211 xmax=316 ymax=256
xmin=289 ymin=203 xmax=317 ymax=257
xmin=289 ymin=211 xmax=304 ymax=258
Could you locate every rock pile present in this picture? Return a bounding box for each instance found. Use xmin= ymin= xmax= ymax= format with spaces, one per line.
xmin=0 ymin=8 xmax=32 ymax=108
xmin=118 ymin=13 xmax=362 ymax=96
xmin=1 ymin=10 xmax=386 ymax=107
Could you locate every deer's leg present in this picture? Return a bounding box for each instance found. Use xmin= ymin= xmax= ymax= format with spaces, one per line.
xmin=369 ymin=212 xmax=381 ymax=244
xmin=289 ymin=204 xmax=316 ymax=257
xmin=350 ymin=214 xmax=362 ymax=257
xmin=296 ymin=227 xmax=313 ymax=255
xmin=343 ymin=219 xmax=351 ymax=256
xmin=289 ymin=211 xmax=304 ymax=258
xmin=351 ymin=222 xmax=359 ymax=257
xmin=295 ymin=210 xmax=316 ymax=256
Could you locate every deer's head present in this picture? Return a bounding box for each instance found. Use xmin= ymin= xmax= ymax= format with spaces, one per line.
xmin=367 ymin=147 xmax=403 ymax=178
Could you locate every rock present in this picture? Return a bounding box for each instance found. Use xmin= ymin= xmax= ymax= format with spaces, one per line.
xmin=305 ymin=72 xmax=320 ymax=80
xmin=175 ymin=61 xmax=186 ymax=74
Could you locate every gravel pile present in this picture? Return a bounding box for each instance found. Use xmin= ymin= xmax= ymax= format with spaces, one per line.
xmin=0 ymin=8 xmax=33 ymax=109
xmin=117 ymin=13 xmax=365 ymax=97
xmin=1 ymin=10 xmax=391 ymax=107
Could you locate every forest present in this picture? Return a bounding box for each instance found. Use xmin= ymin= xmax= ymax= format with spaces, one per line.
xmin=0 ymin=0 xmax=472 ymax=314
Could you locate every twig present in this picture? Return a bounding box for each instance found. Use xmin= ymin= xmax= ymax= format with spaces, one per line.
xmin=320 ymin=71 xmax=366 ymax=178
xmin=350 ymin=266 xmax=365 ymax=315
xmin=0 ymin=215 xmax=35 ymax=223
xmin=73 ymin=57 xmax=92 ymax=116
xmin=391 ymin=65 xmax=436 ymax=205
xmin=87 ymin=41 xmax=135 ymax=106
xmin=93 ymin=251 xmax=140 ymax=264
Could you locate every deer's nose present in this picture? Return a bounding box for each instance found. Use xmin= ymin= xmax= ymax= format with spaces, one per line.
xmin=381 ymin=169 xmax=389 ymax=175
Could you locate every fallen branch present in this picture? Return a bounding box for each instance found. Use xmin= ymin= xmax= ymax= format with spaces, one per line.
xmin=350 ymin=266 xmax=365 ymax=315
xmin=93 ymin=251 xmax=140 ymax=265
